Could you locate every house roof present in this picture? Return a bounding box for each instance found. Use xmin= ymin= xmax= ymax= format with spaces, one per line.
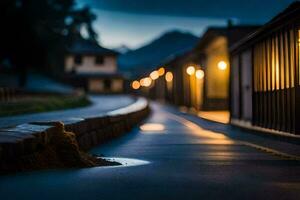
xmin=67 ymin=72 xmax=124 ymax=79
xmin=67 ymin=39 xmax=118 ymax=56
xmin=230 ymin=2 xmax=300 ymax=53
xmin=195 ymin=25 xmax=260 ymax=51
xmin=160 ymin=25 xmax=259 ymax=70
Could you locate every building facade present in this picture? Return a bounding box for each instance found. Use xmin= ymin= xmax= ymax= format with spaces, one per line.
xmin=65 ymin=39 xmax=123 ymax=93
xmin=230 ymin=2 xmax=300 ymax=135
xmin=146 ymin=26 xmax=258 ymax=112
xmin=194 ymin=26 xmax=259 ymax=111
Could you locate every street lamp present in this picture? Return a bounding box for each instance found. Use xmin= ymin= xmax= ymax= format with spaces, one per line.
xmin=140 ymin=78 xmax=145 ymax=86
xmin=165 ymin=71 xmax=173 ymax=82
xmin=186 ymin=66 xmax=195 ymax=75
xmin=131 ymin=80 xmax=140 ymax=90
xmin=158 ymin=67 xmax=165 ymax=76
xmin=217 ymin=61 xmax=227 ymax=70
xmin=143 ymin=77 xmax=152 ymax=87
xmin=196 ymin=69 xmax=204 ymax=79
xmin=150 ymin=70 xmax=159 ymax=80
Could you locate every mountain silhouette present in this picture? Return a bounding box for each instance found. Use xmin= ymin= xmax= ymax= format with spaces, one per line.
xmin=118 ymin=30 xmax=199 ymax=78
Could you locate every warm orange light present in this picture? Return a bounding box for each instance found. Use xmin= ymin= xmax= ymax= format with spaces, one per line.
xmin=139 ymin=78 xmax=146 ymax=86
xmin=165 ymin=71 xmax=173 ymax=82
xmin=198 ymin=111 xmax=229 ymax=124
xmin=131 ymin=80 xmax=140 ymax=90
xmin=140 ymin=123 xmax=165 ymax=132
xmin=298 ymin=30 xmax=300 ymax=45
xmin=143 ymin=77 xmax=152 ymax=87
xmin=298 ymin=30 xmax=300 ymax=86
xmin=150 ymin=70 xmax=159 ymax=80
xmin=217 ymin=61 xmax=227 ymax=70
xmin=196 ymin=69 xmax=204 ymax=79
xmin=158 ymin=67 xmax=165 ymax=76
xmin=186 ymin=66 xmax=195 ymax=75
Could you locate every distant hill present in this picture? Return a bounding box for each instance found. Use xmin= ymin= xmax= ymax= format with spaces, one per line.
xmin=114 ymin=45 xmax=131 ymax=54
xmin=118 ymin=30 xmax=199 ymax=78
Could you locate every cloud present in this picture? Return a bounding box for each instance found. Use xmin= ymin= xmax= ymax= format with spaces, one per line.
xmin=80 ymin=0 xmax=294 ymax=22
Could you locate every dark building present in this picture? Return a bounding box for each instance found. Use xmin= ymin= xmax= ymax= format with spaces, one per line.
xmin=230 ymin=2 xmax=300 ymax=135
xmin=145 ymin=25 xmax=259 ymax=112
xmin=64 ymin=39 xmax=123 ymax=93
xmin=194 ymin=26 xmax=259 ymax=111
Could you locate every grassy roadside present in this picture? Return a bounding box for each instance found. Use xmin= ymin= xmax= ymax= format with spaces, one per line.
xmin=0 ymin=95 xmax=91 ymax=117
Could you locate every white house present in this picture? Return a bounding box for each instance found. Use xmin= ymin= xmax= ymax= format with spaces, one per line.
xmin=65 ymin=39 xmax=123 ymax=93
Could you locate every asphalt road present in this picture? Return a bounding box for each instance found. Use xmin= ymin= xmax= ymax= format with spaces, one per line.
xmin=0 ymin=103 xmax=300 ymax=200
xmin=0 ymin=95 xmax=135 ymax=128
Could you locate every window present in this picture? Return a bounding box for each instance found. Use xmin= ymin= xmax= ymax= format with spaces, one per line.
xmin=95 ymin=56 xmax=104 ymax=64
xmin=104 ymin=79 xmax=111 ymax=90
xmin=74 ymin=55 xmax=82 ymax=64
xmin=253 ymin=27 xmax=296 ymax=91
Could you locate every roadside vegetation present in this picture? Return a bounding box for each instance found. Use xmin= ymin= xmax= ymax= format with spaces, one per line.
xmin=0 ymin=95 xmax=91 ymax=117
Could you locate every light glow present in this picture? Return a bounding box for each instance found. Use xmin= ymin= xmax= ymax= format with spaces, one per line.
xmin=150 ymin=70 xmax=159 ymax=80
xmin=165 ymin=71 xmax=173 ymax=82
xmin=140 ymin=123 xmax=165 ymax=132
xmin=140 ymin=78 xmax=146 ymax=86
xmin=131 ymin=80 xmax=140 ymax=90
xmin=186 ymin=66 xmax=195 ymax=75
xmin=298 ymin=30 xmax=300 ymax=85
xmin=217 ymin=61 xmax=227 ymax=70
xmin=143 ymin=77 xmax=152 ymax=87
xmin=196 ymin=70 xmax=204 ymax=79
xmin=158 ymin=67 xmax=165 ymax=76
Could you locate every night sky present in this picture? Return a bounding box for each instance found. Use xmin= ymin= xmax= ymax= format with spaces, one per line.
xmin=78 ymin=0 xmax=296 ymax=49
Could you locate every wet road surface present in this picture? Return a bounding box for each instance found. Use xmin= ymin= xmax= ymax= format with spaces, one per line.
xmin=0 ymin=103 xmax=300 ymax=200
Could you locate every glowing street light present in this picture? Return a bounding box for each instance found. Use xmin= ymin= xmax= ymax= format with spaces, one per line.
xmin=165 ymin=71 xmax=173 ymax=82
xmin=218 ymin=61 xmax=227 ymax=70
xmin=150 ymin=70 xmax=159 ymax=80
xmin=186 ymin=66 xmax=195 ymax=75
xmin=143 ymin=77 xmax=152 ymax=87
xmin=196 ymin=69 xmax=204 ymax=79
xmin=131 ymin=80 xmax=140 ymax=90
xmin=158 ymin=67 xmax=165 ymax=76
xmin=140 ymin=78 xmax=146 ymax=86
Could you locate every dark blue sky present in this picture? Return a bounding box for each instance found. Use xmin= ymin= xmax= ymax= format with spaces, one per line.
xmin=78 ymin=0 xmax=296 ymax=49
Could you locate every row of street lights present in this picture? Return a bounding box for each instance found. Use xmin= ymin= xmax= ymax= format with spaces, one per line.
xmin=186 ymin=66 xmax=205 ymax=79
xmin=131 ymin=65 xmax=205 ymax=90
xmin=131 ymin=67 xmax=171 ymax=90
xmin=131 ymin=61 xmax=227 ymax=90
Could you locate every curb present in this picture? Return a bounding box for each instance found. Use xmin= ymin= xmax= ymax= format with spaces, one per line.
xmin=231 ymin=119 xmax=300 ymax=145
xmin=179 ymin=106 xmax=300 ymax=145
xmin=0 ymin=97 xmax=150 ymax=172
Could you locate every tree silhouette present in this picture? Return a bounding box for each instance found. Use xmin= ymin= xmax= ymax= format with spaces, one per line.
xmin=0 ymin=0 xmax=97 ymax=87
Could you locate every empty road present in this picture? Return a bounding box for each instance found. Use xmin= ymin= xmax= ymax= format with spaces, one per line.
xmin=1 ymin=103 xmax=300 ymax=199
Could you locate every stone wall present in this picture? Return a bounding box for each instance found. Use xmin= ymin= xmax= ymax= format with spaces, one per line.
xmin=0 ymin=98 xmax=150 ymax=173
